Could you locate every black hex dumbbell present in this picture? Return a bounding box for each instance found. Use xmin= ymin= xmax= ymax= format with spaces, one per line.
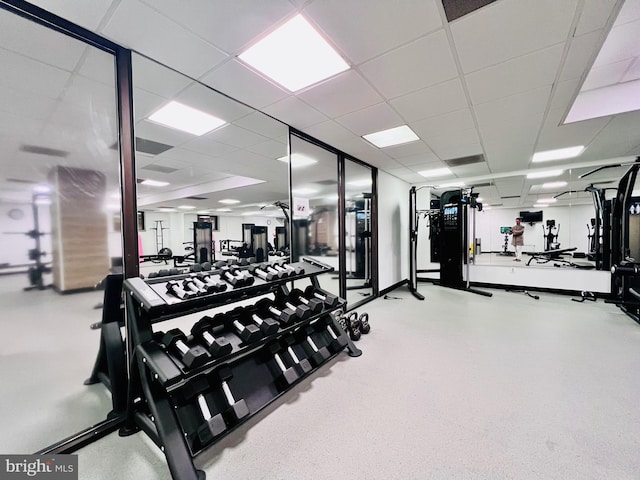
xmin=161 ymin=329 xmax=211 ymax=368
xmin=266 ymin=342 xmax=299 ymax=389
xmin=255 ymin=298 xmax=296 ymax=325
xmin=277 ymin=262 xmax=305 ymax=276
xmin=276 ymin=295 xmax=311 ymax=320
xmin=217 ymin=367 xmax=249 ymax=423
xmin=282 ymin=336 xmax=312 ymax=375
xmin=296 ymin=326 xmax=330 ymax=366
xmin=313 ymin=315 xmax=348 ymax=353
xmin=191 ymin=317 xmax=233 ymax=358
xmin=248 ymin=264 xmax=278 ymax=282
xmin=188 ymin=274 xmax=218 ymax=294
xmin=166 ymin=280 xmax=196 ymax=300
xmin=224 ymin=309 xmax=262 ymax=344
xmin=219 ymin=266 xmax=254 ymax=288
xmin=197 ymin=273 xmax=227 ymax=293
xmin=304 ymin=286 xmax=339 ymax=308
xmin=242 ymin=309 xmax=279 ymax=335
xmin=290 ymin=288 xmax=323 ymax=313
xmin=264 ymin=264 xmax=288 ymax=279
xmin=182 ymin=277 xmax=207 ymax=296
xmin=195 ymin=392 xmax=226 ymax=446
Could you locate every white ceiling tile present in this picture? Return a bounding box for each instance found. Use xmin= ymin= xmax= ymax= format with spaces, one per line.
xmin=622 ymin=57 xmax=640 ymax=82
xmin=336 ymin=102 xmax=403 ymax=136
xmin=132 ymin=54 xmax=192 ymax=98
xmin=133 ymin=88 xmax=165 ymax=121
xmin=452 ymin=162 xmax=491 ymax=178
xmin=297 ymin=70 xmax=383 ymax=118
xmin=411 ymin=109 xmax=475 ymax=140
xmin=103 ymin=0 xmax=227 ymax=79
xmin=0 ymin=10 xmax=87 ymax=71
xmin=0 ymin=86 xmax=57 ymax=121
xmin=263 ymin=96 xmax=327 ymax=128
xmin=549 ymin=79 xmax=580 ymax=112
xmin=359 ymin=30 xmax=458 ymax=99
xmin=574 ymin=0 xmax=619 ymax=36
xmin=580 ymin=110 xmax=640 ymax=159
xmin=139 ymin=0 xmax=294 ymax=53
xmin=246 ymin=139 xmax=288 ymax=159
xmin=537 ymin=105 xmax=609 ymax=151
xmin=395 ymin=151 xmax=441 ymax=166
xmin=474 ymin=86 xmax=551 ymax=127
xmin=0 ymin=48 xmax=71 ymax=99
xmin=592 ymin=19 xmax=640 ymax=67
xmin=27 ymin=0 xmax=115 ymax=31
xmin=206 ymin=124 xmax=269 ymax=149
xmin=451 ymin=0 xmax=578 ymax=73
xmin=429 ymin=141 xmax=483 ymax=162
xmin=233 ymin=112 xmax=288 ymax=139
xmin=390 ymin=78 xmax=468 ymax=123
xmin=559 ymin=30 xmax=604 ymax=82
xmin=383 ymin=166 xmax=422 ymax=179
xmin=78 ymin=48 xmax=117 ymax=87
xmin=200 ymin=59 xmax=289 ymax=110
xmin=405 ymin=160 xmax=447 ymax=172
xmin=465 ymin=44 xmax=564 ymax=104
xmin=134 ymin=119 xmax=195 ymax=147
xmin=616 ymin=0 xmax=640 ymax=24
xmin=61 ymin=74 xmax=117 ymax=117
xmin=582 ymin=58 xmax=634 ymax=90
xmin=304 ymin=0 xmax=442 ymax=64
xmin=494 ymin=177 xmax=525 ymax=198
xmin=483 ymin=134 xmax=537 ymax=173
xmin=426 ymin=128 xmax=480 ymax=158
xmin=383 ymin=140 xmax=433 ymax=159
xmin=175 ymin=82 xmax=254 ymax=123
xmin=302 ymin=120 xmax=360 ymax=148
xmin=160 ymin=146 xmax=234 ymax=164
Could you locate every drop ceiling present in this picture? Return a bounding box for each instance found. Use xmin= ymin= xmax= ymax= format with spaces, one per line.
xmin=3 ymin=0 xmax=640 ymax=212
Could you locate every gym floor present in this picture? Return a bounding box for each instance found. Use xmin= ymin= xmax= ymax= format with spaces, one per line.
xmin=1 ymin=275 xmax=639 ymax=479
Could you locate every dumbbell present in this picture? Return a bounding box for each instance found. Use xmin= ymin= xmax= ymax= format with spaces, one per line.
xmin=195 ymin=393 xmax=226 ymax=446
xmin=182 ymin=278 xmax=207 ymax=296
xmin=304 ymin=286 xmax=339 ymax=308
xmin=264 ymin=264 xmax=288 ymax=279
xmin=282 ymin=336 xmax=312 ymax=375
xmin=297 ymin=326 xmax=330 ymax=366
xmin=255 ymin=298 xmax=296 ymax=325
xmin=158 ymin=269 xmax=170 ymax=277
xmin=201 ymin=262 xmax=212 ymax=271
xmin=248 ymin=265 xmax=278 ymax=282
xmin=289 ymin=288 xmax=323 ymax=313
xmin=197 ymin=273 xmax=227 ymax=293
xmin=313 ymin=316 xmax=348 ymax=353
xmin=271 ymin=263 xmax=294 ymax=278
xmin=219 ymin=266 xmax=254 ymax=288
xmin=166 ymin=280 xmax=196 ymax=300
xmin=217 ymin=367 xmax=249 ymax=423
xmin=161 ymin=329 xmax=210 ymax=368
xmin=229 ymin=265 xmax=256 ymax=283
xmin=187 ymin=275 xmax=216 ymax=294
xmin=243 ymin=310 xmax=279 ymax=335
xmin=277 ymin=295 xmax=312 ymax=320
xmin=224 ymin=310 xmax=261 ymax=344
xmin=191 ymin=317 xmax=232 ymax=358
xmin=266 ymin=342 xmax=299 ymax=388
xmin=277 ymin=262 xmax=305 ymax=276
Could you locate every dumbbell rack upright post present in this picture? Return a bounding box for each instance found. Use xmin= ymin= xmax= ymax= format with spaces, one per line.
xmin=120 ymin=258 xmax=359 ymax=480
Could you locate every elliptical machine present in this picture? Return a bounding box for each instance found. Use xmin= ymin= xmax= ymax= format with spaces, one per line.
xmin=543 ymin=219 xmax=560 ymax=251
xmin=498 ymin=226 xmax=514 ymax=256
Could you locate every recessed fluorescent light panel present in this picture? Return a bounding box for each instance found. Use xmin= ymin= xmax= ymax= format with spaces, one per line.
xmin=178 ymin=205 xmax=196 ymax=210
xmin=219 ymin=199 xmax=240 ymax=205
xmin=532 ymin=146 xmax=584 ymax=163
xmin=533 ymin=204 xmax=546 ymax=208
xmin=148 ymin=101 xmax=226 ymax=136
xmin=216 ymin=208 xmax=232 ymax=212
xmin=537 ymin=198 xmax=557 ymax=204
xmin=526 ymin=170 xmax=563 ymax=179
xmin=157 ymin=207 xmax=177 ymax=212
xmin=542 ymin=181 xmax=568 ymax=189
xmin=292 ymin=188 xmax=318 ymax=195
xmin=363 ymin=125 xmax=419 ymax=148
xmin=239 ymin=14 xmax=349 ymax=92
xmin=32 ymin=184 xmax=51 ymax=194
xmin=438 ymin=182 xmax=465 ymax=188
xmin=141 ymin=179 xmax=170 ymax=187
xmin=277 ymin=154 xmax=317 ymax=168
xmin=418 ymin=167 xmax=452 ymax=178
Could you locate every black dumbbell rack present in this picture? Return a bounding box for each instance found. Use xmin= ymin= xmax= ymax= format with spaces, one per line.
xmin=121 ymin=258 xmax=361 ymax=480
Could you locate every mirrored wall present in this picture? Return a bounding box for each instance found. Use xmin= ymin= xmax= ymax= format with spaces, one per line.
xmin=0 ymin=7 xmax=122 ymax=452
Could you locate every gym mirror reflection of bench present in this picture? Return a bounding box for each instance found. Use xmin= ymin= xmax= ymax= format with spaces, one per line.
xmin=526 ymin=247 xmax=594 ymax=269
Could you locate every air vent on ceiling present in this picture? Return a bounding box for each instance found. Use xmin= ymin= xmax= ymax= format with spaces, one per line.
xmin=136 ymin=137 xmax=174 ymax=155
xmin=444 ymin=154 xmax=485 ymax=167
xmin=141 ymin=164 xmax=179 ymax=174
xmin=185 ymin=196 xmax=208 ymax=200
xmin=6 ymin=178 xmax=37 ymax=184
xmin=20 ymin=144 xmax=69 ymax=158
xmin=501 ymin=195 xmax=520 ymax=199
xmin=315 ymin=180 xmax=338 ymax=185
xmin=441 ymin=0 xmax=499 ymax=22
xmin=471 ymin=181 xmax=492 ymax=188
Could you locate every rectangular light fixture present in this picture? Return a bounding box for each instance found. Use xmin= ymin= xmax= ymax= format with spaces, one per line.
xmin=148 ymin=101 xmax=226 ymax=136
xmin=219 ymin=199 xmax=240 ymax=205
xmin=363 ymin=125 xmax=419 ymax=148
xmin=418 ymin=167 xmax=452 ymax=178
xmin=178 ymin=205 xmax=196 ymax=210
xmin=239 ymin=14 xmax=349 ymax=92
xmin=216 ymin=208 xmax=232 ymax=212
xmin=533 ymin=204 xmax=546 ymax=208
xmin=157 ymin=207 xmax=177 ymax=212
xmin=277 ymin=154 xmax=317 ymax=168
xmin=542 ymin=181 xmax=567 ymax=189
xmin=526 ymin=170 xmax=563 ymax=179
xmin=438 ymin=182 xmax=465 ymax=188
xmin=537 ymin=198 xmax=557 ymax=204
xmin=292 ymin=187 xmax=318 ymax=195
xmin=141 ymin=179 xmax=170 ymax=187
xmin=532 ymin=146 xmax=584 ymax=163
xmin=32 ymin=184 xmax=51 ymax=194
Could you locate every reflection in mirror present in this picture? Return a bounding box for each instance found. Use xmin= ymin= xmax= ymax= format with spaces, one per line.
xmin=289 ymin=134 xmax=340 ymax=297
xmin=0 ymin=9 xmax=121 ymax=451
xmin=344 ymin=158 xmax=373 ymax=304
xmin=131 ymin=54 xmax=289 ymax=278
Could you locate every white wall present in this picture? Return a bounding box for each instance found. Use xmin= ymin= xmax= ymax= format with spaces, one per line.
xmin=0 ymin=202 xmax=52 ymax=267
xmin=377 ymin=171 xmax=409 ymax=290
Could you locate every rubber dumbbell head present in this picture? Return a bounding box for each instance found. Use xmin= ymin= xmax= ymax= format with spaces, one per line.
xmin=304 ymin=286 xmax=339 ymax=308
xmin=183 ymin=278 xmax=206 ymax=295
xmin=255 ymin=298 xmax=295 ymax=325
xmin=268 ymin=343 xmax=299 ymax=388
xmin=297 ymin=327 xmax=330 ymax=366
xmin=166 ymin=280 xmax=196 ymax=300
xmin=161 ymin=329 xmax=210 ymax=368
xmin=278 ymin=297 xmax=311 ymax=320
xmin=319 ymin=316 xmax=348 ymax=352
xmin=247 ymin=312 xmax=279 ymax=335
xmin=218 ymin=368 xmax=249 ymax=423
xmin=290 ymin=288 xmax=323 ymax=313
xmin=282 ymin=337 xmax=312 ymax=375
xmin=191 ymin=318 xmax=232 ymax=358
xmin=229 ymin=314 xmax=262 ymax=344
xmin=248 ymin=265 xmax=277 ymax=282
xmin=279 ymin=263 xmax=304 ymax=276
xmin=195 ymin=393 xmax=226 ymax=446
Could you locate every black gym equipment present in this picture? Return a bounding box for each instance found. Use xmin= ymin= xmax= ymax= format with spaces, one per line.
xmin=281 ymin=336 xmax=312 ymax=375
xmin=313 ymin=315 xmax=348 ymax=352
xmin=248 ymin=264 xmax=278 ymax=282
xmin=304 ymin=285 xmax=339 ymax=308
xmin=219 ymin=266 xmax=254 ymax=288
xmin=215 ymin=367 xmax=250 ymax=424
xmin=296 ymin=326 xmax=331 ymax=366
xmin=498 ymin=226 xmax=514 ymax=256
xmin=190 ymin=318 xmax=232 ymax=358
xmin=265 ymin=342 xmax=300 ymax=389
xmin=167 ymin=280 xmax=196 ymax=300
xmin=345 ymin=195 xmax=373 ymax=292
xmin=255 ymin=298 xmax=296 ymax=325
xmin=196 ymin=273 xmax=227 ymax=293
xmin=241 ymin=309 xmax=280 ymax=336
xmin=289 ymin=288 xmax=323 ymax=313
xmin=542 ymin=220 xmax=560 ymax=251
xmin=359 ymin=312 xmax=370 ymax=334
xmin=161 ymin=329 xmax=211 ymax=369
xmin=275 ymin=294 xmax=312 ymax=320
xmin=222 ymin=310 xmax=262 ymax=344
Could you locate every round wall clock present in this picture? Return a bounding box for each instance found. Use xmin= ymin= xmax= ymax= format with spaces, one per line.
xmin=8 ymin=208 xmax=24 ymax=220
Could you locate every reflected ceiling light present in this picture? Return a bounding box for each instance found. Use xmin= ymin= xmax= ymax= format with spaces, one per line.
xmin=148 ymin=101 xmax=226 ymax=136
xmin=157 ymin=207 xmax=177 ymax=212
xmin=325 ymin=194 xmax=339 ymax=201
xmin=242 ymin=211 xmax=260 ymax=216
xmin=238 ymin=14 xmax=349 ymax=92
xmin=438 ymin=182 xmax=465 ymax=188
xmin=197 ymin=210 xmax=211 ymax=214
xmin=526 ymin=170 xmax=563 ymax=179
xmin=219 ymin=199 xmax=240 ymax=204
xmin=537 ymin=198 xmax=557 ymax=204
xmin=476 ymin=197 xmax=483 ymax=202
xmin=105 ymin=203 xmax=120 ymax=211
xmin=532 ymin=146 xmax=584 ymax=163
xmin=34 ymin=197 xmax=51 ymax=205
xmin=417 ymin=167 xmax=452 ymax=178
xmin=216 ymin=208 xmax=232 ymax=212
xmin=348 ymin=179 xmax=372 ymax=187
xmin=292 ymin=187 xmax=318 ymax=195
xmin=178 ymin=205 xmax=196 ymax=210
xmin=533 ymin=204 xmax=546 ymax=208
xmin=141 ymin=179 xmax=170 ymax=187
xmin=542 ymin=181 xmax=568 ymax=189
xmin=32 ymin=184 xmax=51 ymax=194
xmin=363 ymin=125 xmax=419 ymax=148
xmin=277 ymin=154 xmax=317 ymax=168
